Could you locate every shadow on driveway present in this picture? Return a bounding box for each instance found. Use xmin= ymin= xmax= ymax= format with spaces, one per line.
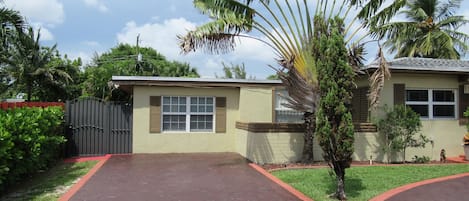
xmin=71 ymin=153 xmax=300 ymax=201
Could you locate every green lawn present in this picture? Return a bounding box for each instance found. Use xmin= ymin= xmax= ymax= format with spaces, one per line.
xmin=1 ymin=161 xmax=98 ymax=201
xmin=272 ymin=164 xmax=469 ymax=201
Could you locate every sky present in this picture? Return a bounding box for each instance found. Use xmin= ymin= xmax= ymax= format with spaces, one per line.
xmin=3 ymin=0 xmax=469 ymax=79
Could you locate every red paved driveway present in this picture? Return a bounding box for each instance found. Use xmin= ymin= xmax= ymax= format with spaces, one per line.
xmin=70 ymin=153 xmax=300 ymax=201
xmin=386 ymin=175 xmax=469 ymax=201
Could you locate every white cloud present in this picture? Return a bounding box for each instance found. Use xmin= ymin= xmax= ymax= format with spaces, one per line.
xmin=37 ymin=27 xmax=54 ymax=41
xmin=29 ymin=23 xmax=54 ymax=41
xmin=83 ymin=0 xmax=109 ymax=13
xmin=116 ymin=18 xmax=277 ymax=77
xmin=228 ymin=36 xmax=274 ymax=63
xmin=4 ymin=0 xmax=64 ymax=25
xmin=117 ymin=18 xmax=197 ymax=60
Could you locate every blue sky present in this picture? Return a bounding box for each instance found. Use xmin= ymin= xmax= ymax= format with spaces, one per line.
xmin=3 ymin=0 xmax=469 ymax=78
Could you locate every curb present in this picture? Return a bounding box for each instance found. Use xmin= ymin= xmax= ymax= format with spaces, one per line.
xmin=369 ymin=172 xmax=469 ymax=201
xmin=59 ymin=154 xmax=111 ymax=201
xmin=249 ymin=163 xmax=314 ymax=201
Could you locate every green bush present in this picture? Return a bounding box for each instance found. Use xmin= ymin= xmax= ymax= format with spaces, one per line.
xmin=377 ymin=105 xmax=428 ymax=163
xmin=0 ymin=106 xmax=65 ymax=191
xmin=412 ymin=155 xmax=430 ymax=163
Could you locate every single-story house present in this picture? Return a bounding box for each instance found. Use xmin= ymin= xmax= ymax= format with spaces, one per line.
xmin=112 ymin=57 xmax=469 ymax=164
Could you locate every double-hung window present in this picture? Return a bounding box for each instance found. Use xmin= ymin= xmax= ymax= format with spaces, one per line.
xmin=274 ymin=89 xmax=303 ymax=123
xmin=405 ymin=89 xmax=456 ymax=119
xmin=162 ymin=96 xmax=214 ymax=132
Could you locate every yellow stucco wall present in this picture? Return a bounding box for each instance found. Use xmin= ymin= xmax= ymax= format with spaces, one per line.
xmin=239 ymin=87 xmax=273 ymax=122
xmin=132 ymin=86 xmax=240 ymax=153
xmin=236 ymin=129 xmax=304 ymax=164
xmin=368 ymin=73 xmax=466 ymax=160
xmin=130 ymin=72 xmax=465 ymax=162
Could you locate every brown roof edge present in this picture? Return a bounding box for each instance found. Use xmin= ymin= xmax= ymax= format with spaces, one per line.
xmin=112 ymin=76 xmax=283 ymax=88
xmin=235 ymin=122 xmax=304 ymax=133
xmin=236 ymin=121 xmax=377 ymax=133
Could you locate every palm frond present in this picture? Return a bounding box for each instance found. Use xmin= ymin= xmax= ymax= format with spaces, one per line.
xmin=369 ymin=46 xmax=390 ymax=109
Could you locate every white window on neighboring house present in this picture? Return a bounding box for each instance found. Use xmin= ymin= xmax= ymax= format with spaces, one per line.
xmin=162 ymin=96 xmax=214 ymax=132
xmin=405 ymin=89 xmax=457 ymax=119
xmin=274 ymin=89 xmax=303 ymax=123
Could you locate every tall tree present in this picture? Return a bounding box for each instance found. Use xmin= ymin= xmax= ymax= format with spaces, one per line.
xmin=34 ymin=52 xmax=83 ymax=101
xmin=0 ymin=7 xmax=25 ymax=95
xmin=315 ymin=16 xmax=355 ymax=200
xmin=83 ymin=44 xmax=199 ymax=101
xmin=371 ymin=0 xmax=469 ymax=59
xmin=0 ymin=7 xmax=25 ymax=55
xmin=2 ymin=27 xmax=71 ymax=101
xmin=178 ymin=0 xmax=394 ymax=199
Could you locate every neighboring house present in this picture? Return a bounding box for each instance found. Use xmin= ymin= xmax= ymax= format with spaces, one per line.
xmin=357 ymin=57 xmax=469 ymax=161
xmin=112 ymin=58 xmax=469 ymax=164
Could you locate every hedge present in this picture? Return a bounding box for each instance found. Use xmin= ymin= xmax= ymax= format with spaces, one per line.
xmin=0 ymin=106 xmax=66 ymax=191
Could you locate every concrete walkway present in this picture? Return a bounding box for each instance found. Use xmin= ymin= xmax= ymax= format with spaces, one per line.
xmin=69 ymin=153 xmax=301 ymax=201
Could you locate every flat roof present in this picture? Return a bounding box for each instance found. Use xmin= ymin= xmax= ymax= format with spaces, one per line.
xmin=112 ymin=76 xmax=283 ymax=90
xmin=364 ymin=57 xmax=469 ymax=74
xmin=113 ymin=76 xmax=282 ymax=84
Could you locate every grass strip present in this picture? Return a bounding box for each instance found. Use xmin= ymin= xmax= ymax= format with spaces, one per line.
xmin=272 ymin=164 xmax=469 ymax=201
xmin=1 ymin=161 xmax=98 ymax=201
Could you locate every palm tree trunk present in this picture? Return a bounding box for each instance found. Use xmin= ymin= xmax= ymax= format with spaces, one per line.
xmin=301 ymin=111 xmax=315 ymax=163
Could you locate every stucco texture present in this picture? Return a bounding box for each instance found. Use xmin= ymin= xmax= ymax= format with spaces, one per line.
xmin=132 ymin=86 xmax=240 ymax=153
xmin=370 ymin=73 xmax=466 ymax=161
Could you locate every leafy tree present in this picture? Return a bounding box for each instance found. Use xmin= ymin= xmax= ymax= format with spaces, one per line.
xmin=33 ymin=53 xmax=83 ymax=101
xmin=377 ymin=105 xmax=429 ymax=163
xmin=1 ymin=27 xmax=71 ymax=101
xmin=216 ymin=62 xmax=253 ymax=79
xmin=315 ymin=16 xmax=355 ymax=200
xmin=370 ymin=0 xmax=468 ymax=59
xmin=178 ymin=0 xmax=398 ymax=199
xmin=0 ymin=7 xmax=25 ymax=55
xmin=83 ymin=44 xmax=199 ymax=101
xmin=0 ymin=7 xmax=25 ymax=96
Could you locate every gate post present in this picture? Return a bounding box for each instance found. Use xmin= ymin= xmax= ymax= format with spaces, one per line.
xmin=103 ymin=101 xmax=110 ymax=154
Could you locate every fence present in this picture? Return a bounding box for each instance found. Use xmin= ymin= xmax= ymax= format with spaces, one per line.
xmin=65 ymin=97 xmax=132 ymax=156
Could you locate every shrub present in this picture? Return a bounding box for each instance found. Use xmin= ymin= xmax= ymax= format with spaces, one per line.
xmin=0 ymin=106 xmax=65 ymax=191
xmin=412 ymin=155 xmax=430 ymax=163
xmin=377 ymin=105 xmax=429 ymax=163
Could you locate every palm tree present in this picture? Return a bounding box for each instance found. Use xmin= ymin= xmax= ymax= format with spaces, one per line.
xmin=4 ymin=27 xmax=71 ymax=101
xmin=0 ymin=7 xmax=25 ymax=53
xmin=178 ymin=0 xmax=395 ymax=199
xmin=371 ymin=0 xmax=469 ymax=59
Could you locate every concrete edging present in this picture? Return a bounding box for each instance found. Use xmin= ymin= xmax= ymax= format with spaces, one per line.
xmin=59 ymin=154 xmax=111 ymax=201
xmin=370 ymin=172 xmax=469 ymax=201
xmin=249 ymin=163 xmax=313 ymax=201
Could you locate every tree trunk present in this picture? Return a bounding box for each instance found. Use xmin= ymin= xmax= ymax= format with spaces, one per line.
xmin=26 ymin=81 xmax=32 ymax=102
xmin=301 ymin=112 xmax=315 ymax=163
xmin=332 ymin=163 xmax=347 ymax=200
xmin=335 ymin=172 xmax=346 ymax=200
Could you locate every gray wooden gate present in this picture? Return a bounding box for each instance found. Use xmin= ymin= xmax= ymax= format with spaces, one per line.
xmin=65 ymin=97 xmax=132 ymax=156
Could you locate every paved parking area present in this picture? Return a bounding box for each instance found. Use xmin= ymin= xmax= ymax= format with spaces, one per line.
xmin=386 ymin=175 xmax=469 ymax=201
xmin=70 ymin=153 xmax=300 ymax=201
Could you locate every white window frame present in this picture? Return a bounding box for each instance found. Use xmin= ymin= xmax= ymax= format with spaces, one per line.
xmin=274 ymin=89 xmax=303 ymax=123
xmin=161 ymin=96 xmax=215 ymax=133
xmin=405 ymin=88 xmax=458 ymax=120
